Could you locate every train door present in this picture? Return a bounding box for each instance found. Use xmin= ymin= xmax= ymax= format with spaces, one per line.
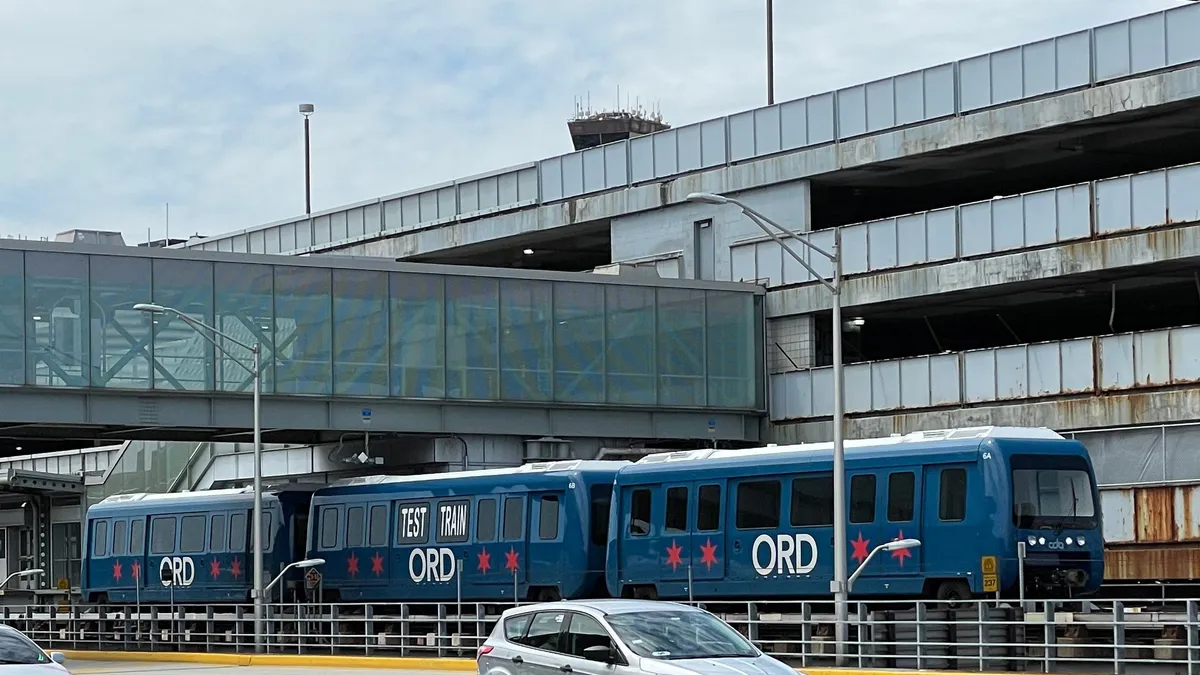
xmin=846 ymin=472 xmax=883 ymax=588
xmin=617 ymin=485 xmax=657 ymax=588
xmin=0 ymin=526 xmax=9 ymax=582
xmin=660 ymin=482 xmax=691 ymax=583
xmin=690 ymin=481 xmax=726 ymax=583
xmin=882 ymin=468 xmax=924 ymax=578
xmin=528 ymin=492 xmax=563 ymax=597
xmin=499 ymin=494 xmax=527 ymax=593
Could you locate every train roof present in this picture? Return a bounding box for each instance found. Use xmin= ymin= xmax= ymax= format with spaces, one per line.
xmin=313 ymin=459 xmax=629 ymax=497
xmin=620 ymin=426 xmax=1078 ymax=478
xmin=87 ymin=483 xmax=319 ymax=515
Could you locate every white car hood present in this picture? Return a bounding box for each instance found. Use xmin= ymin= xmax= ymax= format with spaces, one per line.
xmin=0 ymin=665 xmax=67 ymax=674
xmin=639 ymin=654 xmax=796 ymax=675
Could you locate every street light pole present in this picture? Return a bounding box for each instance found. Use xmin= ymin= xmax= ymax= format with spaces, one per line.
xmin=299 ymin=104 xmax=314 ymax=215
xmin=685 ymin=192 xmax=848 ymax=663
xmin=133 ymin=302 xmax=265 ymax=651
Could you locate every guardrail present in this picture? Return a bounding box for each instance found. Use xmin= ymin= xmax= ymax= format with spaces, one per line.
xmin=12 ymin=597 xmax=1200 ymax=673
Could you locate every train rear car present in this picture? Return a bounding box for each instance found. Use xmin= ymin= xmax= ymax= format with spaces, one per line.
xmin=82 ymin=487 xmax=314 ymax=604
xmin=306 ymin=459 xmax=626 ymax=603
xmin=605 ymin=426 xmax=1102 ymax=602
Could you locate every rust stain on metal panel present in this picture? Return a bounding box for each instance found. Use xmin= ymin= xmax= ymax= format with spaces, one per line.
xmin=1134 ymin=485 xmax=1174 ymax=543
xmin=1105 ymin=545 xmax=1200 ymax=581
xmin=1179 ymin=485 xmax=1200 ymax=541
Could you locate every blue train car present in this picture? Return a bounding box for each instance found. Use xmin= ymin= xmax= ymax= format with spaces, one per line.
xmin=82 ymin=487 xmax=315 ymax=604
xmin=306 ymin=459 xmax=627 ymax=603
xmin=605 ymin=426 xmax=1103 ymax=602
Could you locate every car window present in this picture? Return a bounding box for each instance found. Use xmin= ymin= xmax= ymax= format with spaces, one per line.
xmin=604 ymin=610 xmax=757 ymax=660
xmin=504 ymin=614 xmax=532 ymax=641
xmin=565 ymin=613 xmax=614 ymax=659
xmin=515 ymin=611 xmax=567 ymax=653
xmin=0 ymin=629 xmax=49 ymax=664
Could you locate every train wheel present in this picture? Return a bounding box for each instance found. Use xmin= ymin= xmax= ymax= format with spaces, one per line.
xmin=935 ymin=580 xmax=972 ymax=606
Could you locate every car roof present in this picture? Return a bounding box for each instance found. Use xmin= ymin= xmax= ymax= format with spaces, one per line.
xmin=503 ymin=599 xmax=701 ymax=618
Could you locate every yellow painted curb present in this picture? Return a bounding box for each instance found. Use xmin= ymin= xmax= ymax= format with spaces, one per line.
xmin=60 ymin=650 xmax=251 ymax=665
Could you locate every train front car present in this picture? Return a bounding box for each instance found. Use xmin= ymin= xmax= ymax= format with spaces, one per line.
xmin=990 ymin=430 xmax=1104 ymax=598
xmin=305 ymin=459 xmax=626 ymax=604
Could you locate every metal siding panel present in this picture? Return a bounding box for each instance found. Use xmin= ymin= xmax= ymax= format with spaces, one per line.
xmin=265 ymin=226 xmax=281 ymax=254
xmin=364 ymin=203 xmax=382 ymax=234
xmin=781 ymin=239 xmax=811 ymax=285
xmin=1136 ymin=486 xmax=1174 ymax=543
xmin=810 ymin=368 xmax=832 ymax=417
xmin=1093 ymin=21 xmax=1131 ymax=82
xmin=870 ymin=360 xmax=900 ymax=411
xmin=1134 ymin=329 xmax=1171 ymax=386
xmin=730 ymin=245 xmax=757 ymax=283
xmin=1060 ymin=337 xmax=1095 ymax=393
xmin=779 ymin=98 xmax=808 ymax=150
xmin=655 ymin=257 xmax=680 ymax=279
xmin=963 ymin=348 xmax=997 ymax=403
xmin=1178 ymin=486 xmax=1200 ymax=541
xmin=753 ymin=106 xmax=782 ymax=157
xmin=1130 ymin=12 xmax=1167 ymax=74
xmin=1167 ymin=3 xmax=1200 ymax=66
xmin=807 ymin=93 xmax=836 ymax=144
xmin=755 ymin=241 xmax=782 ymax=286
xmin=929 ymin=354 xmax=961 ymax=406
xmin=540 ymin=157 xmax=564 ymax=202
xmin=312 ymin=216 xmax=330 ymax=245
xmin=582 ymin=147 xmax=605 ymax=194
xmin=1131 ymin=170 xmax=1167 ymax=230
xmin=700 ymin=119 xmax=727 ymax=168
xmin=604 ymin=143 xmax=629 ymax=189
xmin=458 ymin=180 xmax=480 ymax=214
xmin=794 ymin=371 xmax=813 ymax=419
xmin=895 ymin=213 xmax=927 ymax=267
xmin=420 ymin=190 xmax=440 ymax=221
xmin=845 ymin=363 xmax=873 ymax=413
xmin=1055 ymin=31 xmax=1092 ymax=90
xmin=1101 ymin=489 xmax=1136 ymax=544
xmin=924 ymin=63 xmax=956 ymax=119
xmin=867 ymin=218 xmax=898 ymax=270
xmin=994 ymin=345 xmax=1029 ymax=400
xmin=249 ymin=230 xmax=265 ymax=254
xmin=232 ymin=233 xmax=248 ymax=252
xmin=217 ymin=237 xmax=232 ymax=252
xmin=1170 ymin=326 xmax=1200 ymax=382
xmin=894 ymin=71 xmax=924 ymax=126
xmin=841 ymin=224 xmax=868 ymax=275
xmin=561 ymin=152 xmax=585 ymax=198
xmin=347 ymin=207 xmax=365 ymax=239
xmin=926 ymin=208 xmax=957 ymax=261
xmin=1056 ymin=183 xmax=1092 ymax=241
xmin=1099 ymin=334 xmax=1136 ymax=390
xmin=1022 ymin=40 xmax=1057 ymax=97
xmin=959 ymin=201 xmax=993 ymax=257
xmin=278 ymin=222 xmax=296 ymax=251
xmin=898 ymin=356 xmax=931 ymax=408
xmin=728 ymin=111 xmax=756 ymax=162
xmin=400 ymin=195 xmax=420 ymax=228
xmin=958 ymin=54 xmax=992 ymax=112
xmin=769 ymin=373 xmax=787 ymax=420
xmin=630 ymin=135 xmax=655 ymax=183
xmin=654 ymin=129 xmax=679 ymax=179
xmin=1095 ymin=176 xmax=1133 ymax=234
xmin=1022 ymin=189 xmax=1057 ymax=247
xmin=676 ymin=124 xmax=702 ymax=173
xmin=992 ymin=196 xmax=1025 ymax=252
xmin=518 ymin=167 xmax=540 ymax=201
xmin=1167 ymin=163 xmax=1200 ymax=223
xmin=991 ymin=47 xmax=1023 ymax=106
xmin=807 ymin=229 xmax=836 ymax=278
xmin=479 ymin=175 xmax=500 ymax=210
xmin=495 ymin=172 xmax=517 ymax=207
xmin=865 ymin=78 xmax=896 ymax=133
xmin=1027 ymin=341 xmax=1062 ymax=396
xmin=837 ymin=85 xmax=867 ymax=139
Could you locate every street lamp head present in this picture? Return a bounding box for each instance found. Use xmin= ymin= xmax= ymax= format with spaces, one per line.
xmin=299 ymin=103 xmax=315 ymax=115
xmin=18 ymin=569 xmax=43 ymax=577
xmin=132 ymin=303 xmax=167 ymax=314
xmin=883 ymin=538 xmax=921 ymax=552
xmin=686 ymin=192 xmax=730 ymax=205
xmin=296 ymin=558 xmax=325 ymax=569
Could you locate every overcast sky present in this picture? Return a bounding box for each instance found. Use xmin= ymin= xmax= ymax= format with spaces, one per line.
xmin=0 ymin=0 xmax=1184 ymax=244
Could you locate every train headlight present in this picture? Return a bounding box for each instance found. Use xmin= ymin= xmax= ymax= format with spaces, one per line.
xmin=1077 ymin=536 xmax=1086 ymax=546
xmin=1038 ymin=537 xmax=1046 ymax=545
xmin=1065 ymin=537 xmax=1073 ymax=545
xmin=1027 ymin=535 xmax=1037 ymax=546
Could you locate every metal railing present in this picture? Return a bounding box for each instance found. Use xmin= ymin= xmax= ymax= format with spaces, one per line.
xmin=7 ymin=598 xmax=1200 ymax=673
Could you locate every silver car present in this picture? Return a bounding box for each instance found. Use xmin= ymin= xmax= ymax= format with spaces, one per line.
xmin=0 ymin=624 xmax=67 ymax=674
xmin=477 ymin=599 xmax=799 ymax=675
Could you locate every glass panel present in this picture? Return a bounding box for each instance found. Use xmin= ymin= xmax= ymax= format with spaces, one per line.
xmin=333 ymin=269 xmax=388 ymax=396
xmin=390 ymin=273 xmax=445 ymax=398
xmin=89 ymin=256 xmax=152 ymax=389
xmin=705 ymin=291 xmax=756 ymax=408
xmin=25 ymin=252 xmax=89 ymax=387
xmin=605 ymin=285 xmax=655 ymax=404
xmin=553 ymin=282 xmax=605 ymax=403
xmin=214 ymin=263 xmax=275 ymax=393
xmin=445 ymin=276 xmax=498 ymax=400
xmin=274 ymin=266 xmax=332 ymax=395
xmin=0 ymin=250 xmax=23 ymax=385
xmin=656 ymin=287 xmax=706 ymax=406
xmin=499 ymin=279 xmax=551 ymax=401
xmin=152 ymin=259 xmax=214 ymax=391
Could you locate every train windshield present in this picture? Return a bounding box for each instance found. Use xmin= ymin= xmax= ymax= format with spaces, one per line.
xmin=1010 ymin=454 xmax=1097 ymax=529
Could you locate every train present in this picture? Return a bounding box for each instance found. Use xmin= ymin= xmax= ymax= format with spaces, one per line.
xmin=81 ymin=425 xmax=1104 ymax=606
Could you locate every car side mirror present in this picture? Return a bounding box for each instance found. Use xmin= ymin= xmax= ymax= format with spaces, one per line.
xmin=583 ymin=645 xmax=615 ymax=663
xmin=50 ymin=652 xmax=66 ymax=664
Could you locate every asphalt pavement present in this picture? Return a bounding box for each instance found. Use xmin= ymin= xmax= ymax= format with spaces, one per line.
xmin=68 ymin=659 xmax=460 ymax=675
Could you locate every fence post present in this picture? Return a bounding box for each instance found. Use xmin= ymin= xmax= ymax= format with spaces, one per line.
xmin=1113 ymin=601 xmax=1126 ymax=675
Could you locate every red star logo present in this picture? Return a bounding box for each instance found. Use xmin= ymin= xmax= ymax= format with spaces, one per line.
xmin=371 ymin=552 xmax=384 ymax=576
xmin=347 ymin=552 xmax=360 ymax=577
xmin=851 ymin=532 xmax=871 ymax=565
xmin=665 ymin=540 xmax=683 ymax=571
xmin=230 ymin=558 xmax=242 ymax=579
xmin=700 ymin=539 xmax=718 ymax=570
xmin=210 ymin=558 xmax=221 ymax=579
xmin=891 ymin=530 xmax=913 ymax=567
xmin=131 ymin=561 xmax=141 ymax=580
xmin=477 ymin=548 xmax=491 ymax=574
xmin=505 ymin=547 xmax=519 ymax=572
xmin=112 ymin=560 xmax=123 ymax=582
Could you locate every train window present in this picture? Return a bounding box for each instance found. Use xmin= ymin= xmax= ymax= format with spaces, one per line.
xmin=180 ymin=515 xmax=206 ymax=554
xmin=229 ymin=513 xmax=246 ymax=552
xmin=850 ymin=475 xmax=876 ymax=524
xmin=398 ymin=502 xmax=430 ymax=545
xmin=91 ymin=520 xmax=108 ymax=558
xmin=665 ymin=487 xmax=688 ymax=532
xmin=262 ymin=512 xmax=274 ymax=552
xmin=129 ymin=519 xmax=144 ymax=554
xmin=589 ymin=485 xmax=611 ymax=547
xmin=436 ymin=500 xmax=470 ymax=544
xmin=150 ymin=517 xmax=176 ymax=555
xmin=476 ymin=498 xmax=498 ymax=542
xmin=502 ymin=497 xmax=523 ymax=541
xmin=939 ymin=468 xmax=967 ymax=522
xmin=737 ymin=480 xmax=780 ymax=529
xmin=697 ymin=485 xmax=721 ymax=532
xmin=538 ymin=495 xmax=560 ymax=541
xmin=112 ymin=520 xmax=127 ymax=557
xmin=210 ymin=515 xmax=227 ymax=553
xmin=346 ymin=506 xmax=365 ymax=547
xmin=320 ymin=507 xmax=340 ymax=550
xmin=790 ymin=475 xmax=834 ymax=527
xmin=369 ymin=505 xmax=389 ymax=547
xmin=887 ymin=472 xmax=915 ymax=522
xmin=629 ymin=489 xmax=651 ymax=537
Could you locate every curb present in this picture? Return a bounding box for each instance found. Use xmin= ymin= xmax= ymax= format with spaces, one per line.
xmin=59 ymin=650 xmax=478 ymax=670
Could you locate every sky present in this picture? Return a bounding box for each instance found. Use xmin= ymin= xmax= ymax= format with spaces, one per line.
xmin=0 ymin=0 xmax=1186 ymax=244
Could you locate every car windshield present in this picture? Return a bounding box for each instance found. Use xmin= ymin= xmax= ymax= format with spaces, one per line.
xmin=0 ymin=630 xmax=48 ymax=665
xmin=604 ymin=610 xmax=758 ymax=660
